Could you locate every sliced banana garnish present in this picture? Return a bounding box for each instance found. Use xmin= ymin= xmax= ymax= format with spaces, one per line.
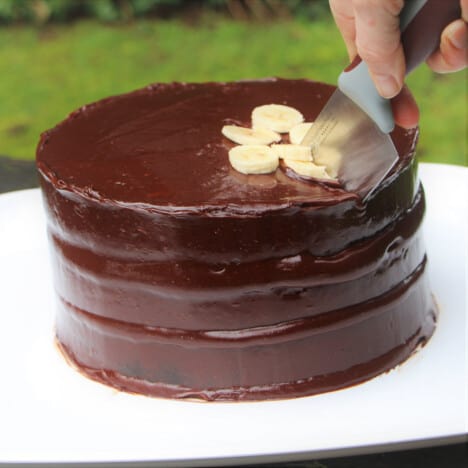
xmin=252 ymin=104 xmax=304 ymax=133
xmin=271 ymin=144 xmax=312 ymax=162
xmin=313 ymin=147 xmax=342 ymax=178
xmin=229 ymin=145 xmax=279 ymax=175
xmin=289 ymin=122 xmax=313 ymax=145
xmin=222 ymin=125 xmax=281 ymax=145
xmin=284 ymin=159 xmax=335 ymax=180
xmin=222 ymin=103 xmax=339 ymax=181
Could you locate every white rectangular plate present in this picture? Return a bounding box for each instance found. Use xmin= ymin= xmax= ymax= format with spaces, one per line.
xmin=0 ymin=163 xmax=466 ymax=466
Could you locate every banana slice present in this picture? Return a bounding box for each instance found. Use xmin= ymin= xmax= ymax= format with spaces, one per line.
xmin=252 ymin=104 xmax=304 ymax=133
xmin=284 ymin=159 xmax=335 ymax=180
xmin=289 ymin=122 xmax=313 ymax=145
xmin=271 ymin=144 xmax=312 ymax=162
xmin=229 ymin=145 xmax=279 ymax=175
xmin=222 ymin=125 xmax=281 ymax=145
xmin=313 ymin=147 xmax=342 ymax=178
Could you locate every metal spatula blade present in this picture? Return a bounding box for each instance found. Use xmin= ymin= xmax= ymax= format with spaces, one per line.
xmin=301 ymin=89 xmax=399 ymax=201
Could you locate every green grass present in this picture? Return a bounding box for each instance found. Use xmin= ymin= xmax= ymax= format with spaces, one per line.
xmin=0 ymin=17 xmax=466 ymax=165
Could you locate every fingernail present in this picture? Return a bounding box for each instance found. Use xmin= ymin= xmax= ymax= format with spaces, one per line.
xmin=374 ymin=75 xmax=400 ymax=99
xmin=448 ymin=24 xmax=466 ymax=50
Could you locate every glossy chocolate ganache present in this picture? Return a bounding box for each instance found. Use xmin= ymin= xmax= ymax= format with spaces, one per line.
xmin=37 ymin=78 xmax=436 ymax=401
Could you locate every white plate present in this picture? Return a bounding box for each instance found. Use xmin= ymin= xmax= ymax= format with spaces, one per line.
xmin=0 ymin=163 xmax=466 ymax=466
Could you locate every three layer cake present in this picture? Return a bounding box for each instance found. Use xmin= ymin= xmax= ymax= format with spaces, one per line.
xmin=36 ymin=78 xmax=436 ymax=401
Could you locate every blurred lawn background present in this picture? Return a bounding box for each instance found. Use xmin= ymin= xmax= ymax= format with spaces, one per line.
xmin=0 ymin=0 xmax=466 ymax=165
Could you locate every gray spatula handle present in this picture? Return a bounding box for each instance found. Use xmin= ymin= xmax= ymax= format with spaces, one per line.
xmin=337 ymin=0 xmax=462 ymax=133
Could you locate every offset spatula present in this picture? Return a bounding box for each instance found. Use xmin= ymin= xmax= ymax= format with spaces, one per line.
xmin=301 ymin=0 xmax=462 ymax=201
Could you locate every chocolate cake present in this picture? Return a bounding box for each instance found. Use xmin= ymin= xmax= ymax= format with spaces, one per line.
xmin=36 ymin=78 xmax=436 ymax=401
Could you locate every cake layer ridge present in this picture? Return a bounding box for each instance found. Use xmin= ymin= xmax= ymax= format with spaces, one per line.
xmin=40 ymin=157 xmax=418 ymax=262
xmin=57 ymin=257 xmax=428 ymax=345
xmin=56 ymin=260 xmax=435 ymax=400
xmin=56 ymin=326 xmax=427 ymax=401
xmin=48 ymin=189 xmax=425 ymax=330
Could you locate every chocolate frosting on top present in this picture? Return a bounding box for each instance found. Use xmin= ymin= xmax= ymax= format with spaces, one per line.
xmin=37 ymin=78 xmax=417 ymax=211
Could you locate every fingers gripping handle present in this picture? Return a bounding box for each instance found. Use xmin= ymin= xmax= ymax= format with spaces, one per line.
xmin=401 ymin=0 xmax=462 ymax=74
xmin=338 ymin=0 xmax=462 ymax=133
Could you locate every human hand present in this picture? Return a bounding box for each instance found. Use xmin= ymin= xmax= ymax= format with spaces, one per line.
xmin=329 ymin=0 xmax=468 ymax=129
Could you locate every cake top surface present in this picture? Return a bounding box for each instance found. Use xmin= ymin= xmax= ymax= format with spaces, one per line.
xmin=36 ymin=78 xmax=416 ymax=211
